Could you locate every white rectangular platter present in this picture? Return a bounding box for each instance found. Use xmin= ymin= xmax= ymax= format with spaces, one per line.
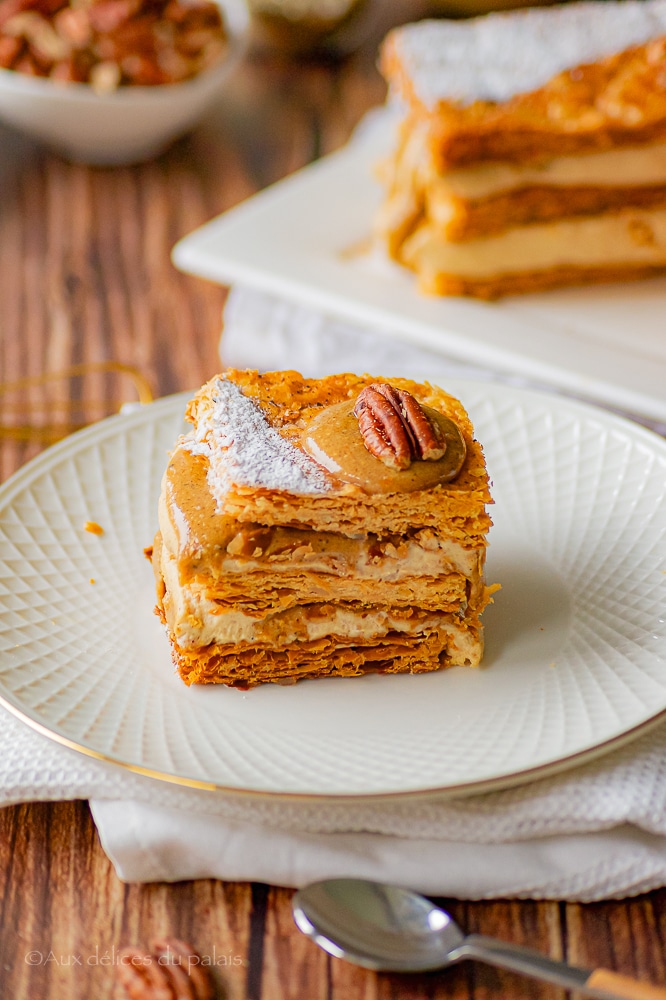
xmin=173 ymin=120 xmax=666 ymax=423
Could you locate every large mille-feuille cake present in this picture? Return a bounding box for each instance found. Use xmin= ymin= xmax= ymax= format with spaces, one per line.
xmin=151 ymin=370 xmax=495 ymax=688
xmin=376 ymin=0 xmax=666 ymax=298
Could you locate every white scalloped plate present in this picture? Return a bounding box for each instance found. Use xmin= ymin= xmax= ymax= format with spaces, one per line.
xmin=0 ymin=380 xmax=665 ymax=798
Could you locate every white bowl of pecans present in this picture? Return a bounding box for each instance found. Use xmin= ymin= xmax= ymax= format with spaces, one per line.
xmin=0 ymin=0 xmax=249 ymax=164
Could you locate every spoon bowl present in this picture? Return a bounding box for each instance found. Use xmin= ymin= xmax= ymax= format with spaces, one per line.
xmin=293 ymin=878 xmax=464 ymax=973
xmin=293 ymin=878 xmax=666 ymax=999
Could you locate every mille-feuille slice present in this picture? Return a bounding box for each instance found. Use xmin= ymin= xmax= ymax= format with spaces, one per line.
xmin=151 ymin=369 xmax=495 ymax=687
xmin=376 ymin=1 xmax=666 ymax=297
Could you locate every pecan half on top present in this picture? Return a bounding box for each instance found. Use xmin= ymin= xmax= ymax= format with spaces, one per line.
xmin=353 ymin=383 xmax=446 ymax=470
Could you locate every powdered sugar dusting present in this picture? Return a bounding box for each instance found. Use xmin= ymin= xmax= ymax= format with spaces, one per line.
xmin=184 ymin=376 xmax=331 ymax=504
xmin=393 ymin=0 xmax=666 ymax=107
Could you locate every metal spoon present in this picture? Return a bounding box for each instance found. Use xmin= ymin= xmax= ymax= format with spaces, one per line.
xmin=293 ymin=878 xmax=666 ymax=999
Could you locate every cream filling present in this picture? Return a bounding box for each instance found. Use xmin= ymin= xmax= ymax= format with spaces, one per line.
xmin=401 ymin=207 xmax=666 ymax=279
xmin=159 ymin=488 xmax=483 ymax=583
xmin=162 ymin=551 xmax=452 ymax=646
xmin=376 ymin=127 xmax=666 ymax=245
xmin=161 ymin=547 xmax=477 ymax=650
xmin=429 ymin=143 xmax=666 ymax=201
xmin=174 ymin=595 xmax=450 ymax=648
xmin=219 ymin=534 xmax=481 ymax=583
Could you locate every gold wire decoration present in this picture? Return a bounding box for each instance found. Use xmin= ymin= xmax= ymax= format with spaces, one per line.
xmin=0 ymin=362 xmax=154 ymax=445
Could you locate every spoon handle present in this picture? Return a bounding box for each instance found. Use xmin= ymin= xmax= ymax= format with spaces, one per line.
xmin=586 ymin=969 xmax=666 ymax=1000
xmin=461 ymin=935 xmax=666 ymax=999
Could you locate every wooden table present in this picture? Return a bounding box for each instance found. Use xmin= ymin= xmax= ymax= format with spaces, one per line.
xmin=1 ymin=16 xmax=666 ymax=1000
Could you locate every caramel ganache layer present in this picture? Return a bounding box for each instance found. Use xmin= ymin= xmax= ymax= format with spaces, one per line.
xmin=152 ymin=370 xmax=496 ymax=687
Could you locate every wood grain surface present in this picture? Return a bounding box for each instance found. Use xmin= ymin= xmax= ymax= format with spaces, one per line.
xmin=1 ymin=12 xmax=666 ymax=1000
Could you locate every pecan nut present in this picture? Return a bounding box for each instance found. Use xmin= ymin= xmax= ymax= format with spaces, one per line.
xmin=116 ymin=939 xmax=215 ymax=1000
xmin=353 ymin=383 xmax=446 ymax=470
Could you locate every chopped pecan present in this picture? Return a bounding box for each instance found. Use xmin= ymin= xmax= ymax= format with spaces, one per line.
xmin=0 ymin=33 xmax=21 ymax=65
xmin=89 ymin=57 xmax=120 ymax=91
xmin=353 ymin=383 xmax=445 ymax=470
xmin=87 ymin=0 xmax=141 ymax=35
xmin=53 ymin=6 xmax=91 ymax=47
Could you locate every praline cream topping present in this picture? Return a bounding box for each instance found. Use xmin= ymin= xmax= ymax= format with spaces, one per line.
xmin=391 ymin=0 xmax=666 ymax=108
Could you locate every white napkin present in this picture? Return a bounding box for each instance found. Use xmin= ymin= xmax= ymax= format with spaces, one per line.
xmin=5 ymin=283 xmax=666 ymax=898
xmin=5 ymin=657 xmax=666 ymax=899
